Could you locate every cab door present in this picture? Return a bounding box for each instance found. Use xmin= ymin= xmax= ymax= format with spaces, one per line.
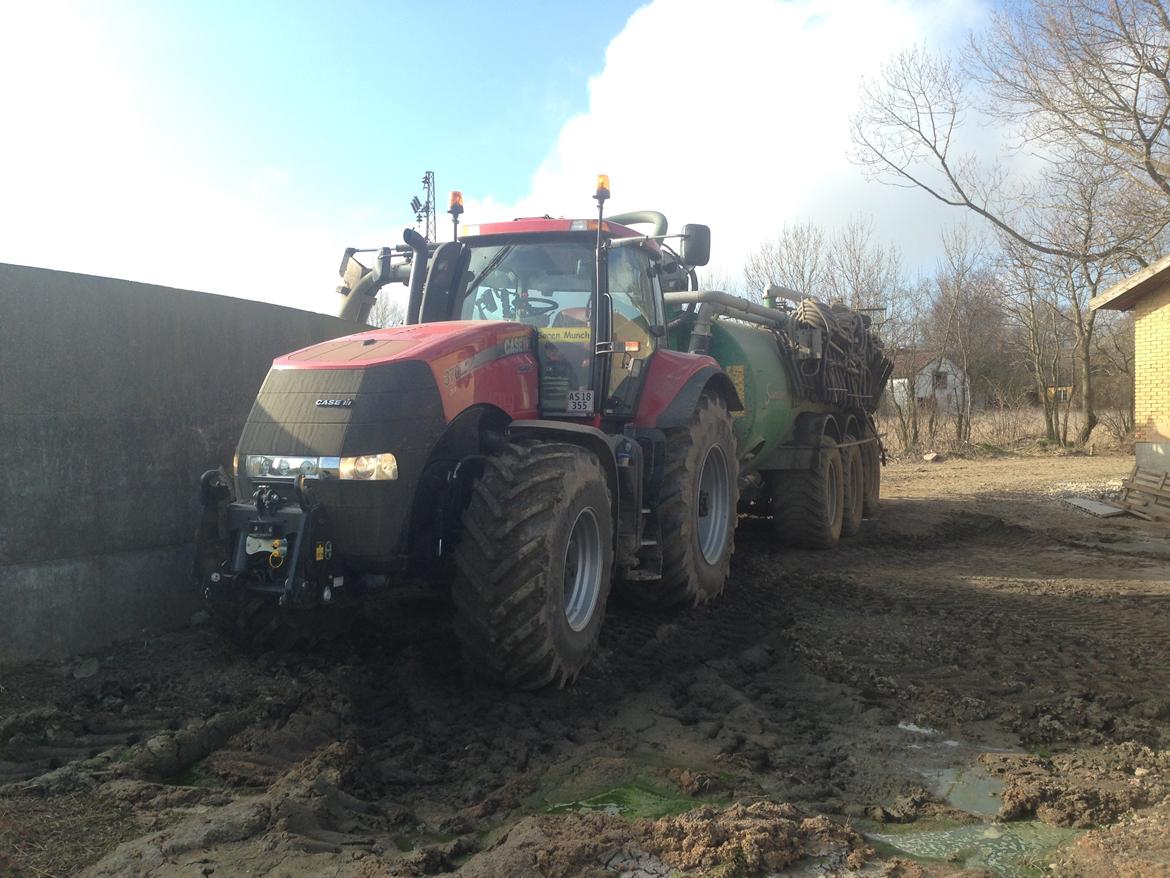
xmin=605 ymin=245 xmax=659 ymax=417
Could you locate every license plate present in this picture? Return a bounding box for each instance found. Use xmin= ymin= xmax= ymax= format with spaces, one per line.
xmin=566 ymin=390 xmax=594 ymax=414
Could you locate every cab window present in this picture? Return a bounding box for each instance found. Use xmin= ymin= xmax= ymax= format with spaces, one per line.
xmin=606 ymin=246 xmax=657 ymax=414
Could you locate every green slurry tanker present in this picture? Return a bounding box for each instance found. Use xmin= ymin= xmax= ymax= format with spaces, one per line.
xmin=196 ymin=179 xmax=893 ymax=687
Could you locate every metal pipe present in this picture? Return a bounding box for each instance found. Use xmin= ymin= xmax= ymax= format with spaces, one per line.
xmin=404 ymin=228 xmax=428 ymax=325
xmin=664 ymin=289 xmax=792 ymax=327
xmin=338 ymin=271 xmax=376 ymax=323
xmin=664 ymin=290 xmax=792 ymax=355
xmin=607 ymin=210 xmax=668 ymax=236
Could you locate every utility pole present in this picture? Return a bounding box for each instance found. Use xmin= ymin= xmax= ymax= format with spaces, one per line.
xmin=410 ymin=171 xmax=437 ymax=242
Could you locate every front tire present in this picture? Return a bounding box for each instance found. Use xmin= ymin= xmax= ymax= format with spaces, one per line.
xmin=633 ymin=392 xmax=739 ymax=607
xmin=452 ymin=441 xmax=613 ymax=689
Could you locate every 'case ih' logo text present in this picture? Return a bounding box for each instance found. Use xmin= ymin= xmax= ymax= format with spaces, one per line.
xmin=315 ymin=399 xmax=354 ymax=407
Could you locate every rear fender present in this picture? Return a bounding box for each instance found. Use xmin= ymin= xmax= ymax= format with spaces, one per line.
xmin=770 ymin=412 xmax=841 ymax=473
xmin=634 ymin=351 xmax=743 ymax=430
xmin=843 ymin=414 xmax=860 ymax=440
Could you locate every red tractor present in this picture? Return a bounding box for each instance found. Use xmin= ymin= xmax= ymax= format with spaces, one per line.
xmin=196 ymin=178 xmax=888 ymax=687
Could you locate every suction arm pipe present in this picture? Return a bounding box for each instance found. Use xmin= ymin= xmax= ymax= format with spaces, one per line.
xmin=664 ymin=289 xmax=792 ymax=355
xmin=607 ymin=210 xmax=668 ymax=236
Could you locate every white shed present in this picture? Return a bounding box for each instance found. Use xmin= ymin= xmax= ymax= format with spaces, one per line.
xmin=889 ymin=355 xmax=970 ymax=414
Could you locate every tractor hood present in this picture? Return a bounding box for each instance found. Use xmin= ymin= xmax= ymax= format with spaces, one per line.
xmin=274 ymin=321 xmax=532 ymax=371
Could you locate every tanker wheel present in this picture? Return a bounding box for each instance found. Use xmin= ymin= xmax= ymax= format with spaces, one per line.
xmin=861 ymin=428 xmax=882 ymax=518
xmin=452 ymin=441 xmax=613 ymax=689
xmin=771 ymin=437 xmax=844 ymax=549
xmin=841 ymin=441 xmax=864 ymax=537
xmin=627 ymin=391 xmax=739 ymax=607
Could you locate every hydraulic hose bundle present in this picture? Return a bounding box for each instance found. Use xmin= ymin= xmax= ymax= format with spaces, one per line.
xmin=778 ymin=299 xmax=892 ymax=413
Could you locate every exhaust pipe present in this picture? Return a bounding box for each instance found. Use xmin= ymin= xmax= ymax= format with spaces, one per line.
xmin=404 ymin=228 xmax=428 ymax=325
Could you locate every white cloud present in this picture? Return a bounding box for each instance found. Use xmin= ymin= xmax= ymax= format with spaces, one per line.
xmin=465 ymin=0 xmax=993 ymax=289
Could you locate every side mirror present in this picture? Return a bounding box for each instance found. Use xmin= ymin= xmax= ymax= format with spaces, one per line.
xmin=680 ymin=224 xmax=711 ymax=267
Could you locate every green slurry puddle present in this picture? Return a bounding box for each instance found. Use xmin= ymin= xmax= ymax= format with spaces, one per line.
xmin=930 ymin=764 xmax=1005 ymax=818
xmin=865 ymin=753 xmax=1079 ymax=876
xmin=546 ymin=780 xmax=716 ymax=819
xmin=868 ymin=821 xmax=1077 ymax=877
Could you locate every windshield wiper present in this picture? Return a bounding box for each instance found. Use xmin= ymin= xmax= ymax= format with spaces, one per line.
xmin=464 ymin=245 xmax=513 ymax=297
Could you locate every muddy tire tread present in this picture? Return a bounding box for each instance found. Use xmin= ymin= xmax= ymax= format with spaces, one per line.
xmin=452 ymin=441 xmax=611 ymax=689
xmin=841 ymin=442 xmax=864 ymax=537
xmin=771 ymin=439 xmax=844 ymax=550
xmin=629 ymin=392 xmax=738 ymax=608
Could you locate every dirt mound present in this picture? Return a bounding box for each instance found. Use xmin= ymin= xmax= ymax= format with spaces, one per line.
xmin=457 ymin=802 xmax=872 ymax=878
xmin=983 ymin=744 xmax=1170 ymax=827
xmin=640 ymin=801 xmax=871 ymax=875
xmin=1051 ymin=801 xmax=1170 ymax=877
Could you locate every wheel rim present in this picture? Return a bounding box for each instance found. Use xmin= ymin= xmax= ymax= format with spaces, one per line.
xmin=827 ymin=454 xmax=840 ymax=523
xmin=563 ymin=506 xmax=603 ymax=632
xmin=696 ymin=445 xmax=731 ymax=564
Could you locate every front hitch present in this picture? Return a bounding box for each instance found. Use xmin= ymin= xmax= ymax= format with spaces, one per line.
xmin=194 ymin=468 xmax=234 ymax=587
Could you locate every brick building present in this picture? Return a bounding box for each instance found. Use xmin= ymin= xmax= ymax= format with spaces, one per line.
xmin=1091 ymin=254 xmax=1170 ymax=472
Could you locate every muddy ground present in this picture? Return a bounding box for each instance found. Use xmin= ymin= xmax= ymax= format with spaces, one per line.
xmin=3 ymin=452 xmax=1169 ymax=877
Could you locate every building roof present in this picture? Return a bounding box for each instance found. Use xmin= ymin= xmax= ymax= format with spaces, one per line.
xmin=1090 ymin=250 xmax=1170 ymax=311
xmin=890 ymin=350 xmax=960 ymax=378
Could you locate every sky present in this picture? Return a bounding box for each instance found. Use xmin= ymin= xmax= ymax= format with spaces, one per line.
xmin=0 ymin=0 xmax=998 ymax=316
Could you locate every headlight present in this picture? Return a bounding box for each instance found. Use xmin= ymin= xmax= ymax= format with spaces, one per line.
xmin=340 ymin=452 xmax=398 ymax=481
xmin=242 ymin=453 xmax=397 ymax=481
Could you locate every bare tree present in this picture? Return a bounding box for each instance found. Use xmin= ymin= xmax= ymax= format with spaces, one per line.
xmin=851 ymin=3 xmax=1170 ymax=444
xmin=824 ymin=216 xmax=905 ymax=315
xmin=368 ymin=293 xmax=406 ymax=328
xmin=851 ymin=36 xmax=1169 ymax=265
xmin=699 ymin=268 xmax=745 ymax=295
xmin=997 ymin=241 xmax=1065 ymax=442
xmin=974 ymin=0 xmax=1170 ymax=212
xmin=926 ymin=226 xmax=996 ymax=444
xmin=743 ymin=221 xmax=828 ymax=299
xmin=1094 ymin=311 xmax=1137 ymax=442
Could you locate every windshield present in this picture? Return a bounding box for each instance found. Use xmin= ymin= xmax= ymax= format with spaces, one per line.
xmin=457 ymin=241 xmax=595 ymax=325
xmin=457 ymin=240 xmax=598 ymax=416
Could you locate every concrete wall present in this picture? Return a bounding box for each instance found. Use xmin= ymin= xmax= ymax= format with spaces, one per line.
xmin=0 ymin=263 xmax=360 ymax=663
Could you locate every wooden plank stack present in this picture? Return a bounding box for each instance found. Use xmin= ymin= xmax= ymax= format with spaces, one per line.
xmin=1114 ymin=466 xmax=1170 ymax=520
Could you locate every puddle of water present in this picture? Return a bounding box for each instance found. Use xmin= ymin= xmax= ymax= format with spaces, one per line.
xmin=925 ymin=765 xmax=1005 ymax=818
xmin=868 ymin=821 xmax=1076 ymax=877
xmin=897 ymin=721 xmax=940 ymax=735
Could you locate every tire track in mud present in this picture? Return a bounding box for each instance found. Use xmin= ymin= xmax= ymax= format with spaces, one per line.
xmin=5 ymin=486 xmax=1170 ymax=875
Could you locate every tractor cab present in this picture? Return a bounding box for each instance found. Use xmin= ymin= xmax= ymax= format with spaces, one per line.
xmin=417 ymin=219 xmax=664 ymax=419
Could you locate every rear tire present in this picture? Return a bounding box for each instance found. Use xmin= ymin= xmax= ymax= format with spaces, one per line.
xmin=452 ymin=441 xmax=613 ymax=689
xmin=771 ymin=438 xmax=844 ymax=549
xmin=629 ymin=392 xmax=739 ymax=607
xmin=841 ymin=442 xmax=864 ymax=537
xmin=861 ymin=428 xmax=882 ymax=518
